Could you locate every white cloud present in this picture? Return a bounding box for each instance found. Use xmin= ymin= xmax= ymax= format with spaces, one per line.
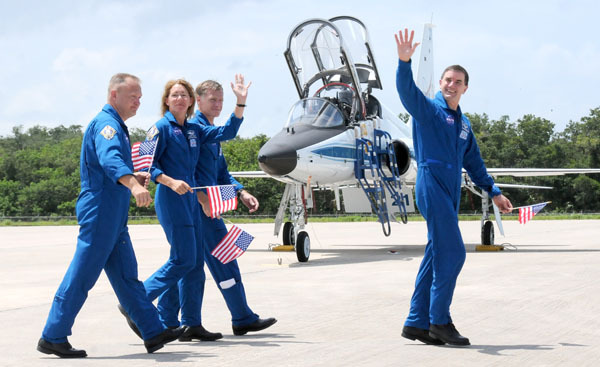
xmin=52 ymin=48 xmax=119 ymax=72
xmin=5 ymin=84 xmax=55 ymax=117
xmin=1 ymin=0 xmax=599 ymax=138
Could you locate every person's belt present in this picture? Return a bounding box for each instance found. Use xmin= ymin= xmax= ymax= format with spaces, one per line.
xmin=419 ymin=158 xmax=453 ymax=169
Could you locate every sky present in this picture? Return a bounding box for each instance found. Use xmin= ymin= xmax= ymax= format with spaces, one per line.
xmin=1 ymin=0 xmax=599 ymax=138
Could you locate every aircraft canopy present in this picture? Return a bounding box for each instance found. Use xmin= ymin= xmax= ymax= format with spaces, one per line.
xmin=285 ymin=98 xmax=345 ymax=128
xmin=284 ymin=16 xmax=382 ymax=101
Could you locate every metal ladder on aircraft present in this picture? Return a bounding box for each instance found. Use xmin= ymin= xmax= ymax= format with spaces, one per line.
xmin=373 ymin=129 xmax=408 ymax=225
xmin=355 ymin=129 xmax=408 ymax=236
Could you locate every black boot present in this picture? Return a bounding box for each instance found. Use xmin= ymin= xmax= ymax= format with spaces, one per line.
xmin=144 ymin=327 xmax=184 ymax=353
xmin=37 ymin=338 xmax=87 ymax=358
xmin=429 ymin=323 xmax=470 ymax=346
xmin=401 ymin=326 xmax=445 ymax=345
xmin=178 ymin=325 xmax=223 ymax=341
xmin=233 ymin=317 xmax=277 ymax=335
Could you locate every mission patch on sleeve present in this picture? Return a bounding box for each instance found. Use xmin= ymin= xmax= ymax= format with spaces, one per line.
xmin=100 ymin=125 xmax=117 ymax=140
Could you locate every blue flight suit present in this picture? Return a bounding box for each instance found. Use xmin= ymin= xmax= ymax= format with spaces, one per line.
xmin=159 ymin=111 xmax=259 ymax=328
xmin=395 ymin=60 xmax=501 ymax=328
xmin=143 ymin=111 xmax=242 ymax=328
xmin=42 ymin=104 xmax=165 ymax=343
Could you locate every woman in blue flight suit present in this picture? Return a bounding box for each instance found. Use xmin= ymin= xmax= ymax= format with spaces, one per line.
xmin=157 ymin=78 xmax=275 ymax=340
xmin=141 ymin=79 xmax=245 ymax=335
xmin=394 ymin=29 xmax=512 ymax=346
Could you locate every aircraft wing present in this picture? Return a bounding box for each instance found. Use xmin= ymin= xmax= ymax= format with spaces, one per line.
xmin=231 ymin=168 xmax=600 ymax=181
xmin=230 ymin=170 xmax=269 ymax=178
xmin=233 ymin=167 xmax=600 ymax=180
xmin=494 ymin=183 xmax=552 ymax=189
xmin=463 ymin=168 xmax=600 ymax=191
xmin=230 ymin=170 xmax=355 ymax=191
xmin=481 ymin=168 xmax=600 ymax=177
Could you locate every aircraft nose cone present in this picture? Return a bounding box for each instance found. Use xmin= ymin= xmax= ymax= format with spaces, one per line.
xmin=258 ymin=144 xmax=297 ymax=176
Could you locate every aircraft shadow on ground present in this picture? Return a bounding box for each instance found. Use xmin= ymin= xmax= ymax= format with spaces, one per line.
xmin=284 ymin=246 xmax=424 ymax=267
xmin=472 ymin=243 xmax=600 ymax=253
xmin=251 ymin=241 xmax=600 ymax=268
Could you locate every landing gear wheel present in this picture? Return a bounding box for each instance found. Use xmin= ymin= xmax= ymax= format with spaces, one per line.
xmin=481 ymin=220 xmax=494 ymax=245
xmin=295 ymin=231 xmax=310 ymax=262
xmin=282 ymin=222 xmax=295 ymax=246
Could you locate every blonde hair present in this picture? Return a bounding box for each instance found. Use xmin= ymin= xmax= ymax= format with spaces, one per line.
xmin=195 ymin=80 xmax=223 ymax=97
xmin=161 ymin=79 xmax=196 ymax=119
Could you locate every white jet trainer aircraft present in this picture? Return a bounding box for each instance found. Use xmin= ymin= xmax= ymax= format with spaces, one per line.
xmin=234 ymin=16 xmax=600 ymax=262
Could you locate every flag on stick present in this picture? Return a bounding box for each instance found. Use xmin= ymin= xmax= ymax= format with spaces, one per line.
xmin=518 ymin=202 xmax=549 ymax=224
xmin=211 ymin=225 xmax=254 ymax=264
xmin=207 ymin=185 xmax=237 ymax=218
xmin=131 ymin=139 xmax=158 ymax=171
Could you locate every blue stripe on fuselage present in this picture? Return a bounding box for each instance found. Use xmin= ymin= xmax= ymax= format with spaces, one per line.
xmin=310 ymin=146 xmax=356 ymax=161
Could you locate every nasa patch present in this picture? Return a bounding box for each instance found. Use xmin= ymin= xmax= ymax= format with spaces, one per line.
xmin=187 ymin=130 xmax=198 ymax=147
xmin=173 ymin=127 xmax=182 ymax=135
xmin=100 ymin=125 xmax=117 ymax=140
xmin=460 ymin=121 xmax=470 ymax=140
xmin=187 ymin=130 xmax=197 ymax=140
xmin=147 ymin=126 xmax=159 ymax=140
xmin=446 ymin=115 xmax=455 ymax=125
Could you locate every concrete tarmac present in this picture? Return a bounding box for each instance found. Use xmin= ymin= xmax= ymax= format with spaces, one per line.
xmin=2 ymin=220 xmax=600 ymax=366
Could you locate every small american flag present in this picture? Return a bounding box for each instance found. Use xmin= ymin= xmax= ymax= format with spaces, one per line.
xmin=211 ymin=225 xmax=254 ymax=264
xmin=207 ymin=185 xmax=237 ymax=218
xmin=518 ymin=202 xmax=548 ymax=224
xmin=131 ymin=140 xmax=157 ymax=171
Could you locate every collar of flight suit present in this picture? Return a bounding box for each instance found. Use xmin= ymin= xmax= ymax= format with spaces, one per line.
xmin=102 ymin=104 xmax=129 ymax=136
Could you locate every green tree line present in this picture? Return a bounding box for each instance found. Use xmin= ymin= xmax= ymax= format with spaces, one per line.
xmin=1 ymin=107 xmax=599 ymax=218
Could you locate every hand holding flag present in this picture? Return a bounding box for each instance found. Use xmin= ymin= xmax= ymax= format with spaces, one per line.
xmin=133 ymin=171 xmax=151 ymax=188
xmin=131 ymin=139 xmax=158 ymax=172
xmin=517 ymin=201 xmax=549 ymax=224
xmin=207 ymin=185 xmax=238 ymax=218
xmin=211 ymin=225 xmax=254 ymax=264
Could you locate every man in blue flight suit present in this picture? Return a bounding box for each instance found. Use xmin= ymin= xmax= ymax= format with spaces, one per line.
xmin=38 ymin=73 xmax=183 ymax=358
xmin=394 ymin=29 xmax=513 ymax=346
xmin=193 ymin=80 xmax=276 ymax=337
xmin=157 ymin=79 xmax=277 ymax=340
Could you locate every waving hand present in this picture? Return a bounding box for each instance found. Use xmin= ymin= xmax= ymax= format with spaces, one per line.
xmin=395 ymin=28 xmax=420 ymax=62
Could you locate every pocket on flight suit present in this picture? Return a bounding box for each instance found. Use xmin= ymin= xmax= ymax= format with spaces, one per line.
xmin=114 ymin=234 xmax=140 ymax=280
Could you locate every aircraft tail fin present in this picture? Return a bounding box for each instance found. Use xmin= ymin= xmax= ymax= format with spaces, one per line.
xmin=408 ymin=23 xmax=435 ymax=131
xmin=415 ymin=23 xmax=435 ymax=99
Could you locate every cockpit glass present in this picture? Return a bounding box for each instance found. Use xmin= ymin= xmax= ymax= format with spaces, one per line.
xmin=286 ymin=17 xmax=380 ymax=96
xmin=288 ymin=25 xmax=343 ymax=91
xmin=285 ymin=98 xmax=345 ymax=128
xmin=329 ymin=18 xmax=371 ymax=68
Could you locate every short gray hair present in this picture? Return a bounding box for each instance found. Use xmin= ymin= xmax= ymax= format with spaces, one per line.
xmin=108 ymin=73 xmax=140 ymax=96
